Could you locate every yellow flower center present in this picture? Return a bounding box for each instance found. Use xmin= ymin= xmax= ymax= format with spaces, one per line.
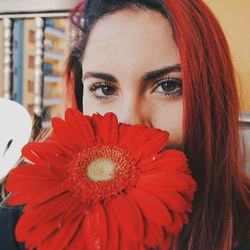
xmin=65 ymin=145 xmax=140 ymax=205
xmin=87 ymin=158 xmax=115 ymax=182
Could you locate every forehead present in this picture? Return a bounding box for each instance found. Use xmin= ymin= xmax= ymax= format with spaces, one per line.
xmin=82 ymin=8 xmax=180 ymax=74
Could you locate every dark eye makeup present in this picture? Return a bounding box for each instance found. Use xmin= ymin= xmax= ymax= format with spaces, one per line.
xmin=88 ymin=77 xmax=182 ymax=101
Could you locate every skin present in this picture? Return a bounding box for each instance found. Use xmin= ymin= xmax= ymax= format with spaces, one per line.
xmin=82 ymin=8 xmax=183 ymax=149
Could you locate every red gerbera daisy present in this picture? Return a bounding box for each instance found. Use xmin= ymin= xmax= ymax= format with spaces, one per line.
xmin=6 ymin=108 xmax=197 ymax=250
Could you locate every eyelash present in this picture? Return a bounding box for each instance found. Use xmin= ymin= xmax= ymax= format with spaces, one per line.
xmin=88 ymin=78 xmax=182 ymax=101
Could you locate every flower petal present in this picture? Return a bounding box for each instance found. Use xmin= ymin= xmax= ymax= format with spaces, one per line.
xmin=6 ymin=193 xmax=34 ymax=205
xmin=51 ymin=117 xmax=82 ymax=151
xmin=119 ymin=228 xmax=140 ymax=250
xmin=22 ymin=193 xmax=71 ymax=230
xmin=66 ymin=219 xmax=88 ymax=249
xmin=24 ymin=185 xmax=67 ymax=209
xmin=161 ymin=191 xmax=189 ymax=212
xmin=106 ymin=206 xmax=120 ymax=250
xmin=80 ymin=212 xmax=99 ymax=250
xmin=45 ymin=213 xmax=85 ymax=250
xmin=143 ymin=221 xmax=164 ymax=248
xmin=159 ymin=233 xmax=172 ymax=250
xmin=137 ymin=174 xmax=190 ymax=192
xmin=16 ymin=212 xmax=61 ymax=246
xmin=108 ymin=194 xmax=144 ymax=242
xmin=6 ymin=176 xmax=61 ymax=195
xmin=139 ymin=151 xmax=188 ymax=174
xmin=128 ymin=189 xmax=172 ymax=226
xmin=60 ymin=198 xmax=85 ymax=225
xmin=21 ymin=143 xmax=45 ymax=165
xmin=7 ymin=163 xmax=56 ymax=180
xmin=164 ymin=211 xmax=184 ymax=235
xmin=91 ymin=112 xmax=118 ymax=144
xmin=87 ymin=204 xmax=108 ymax=250
xmin=118 ymin=124 xmax=168 ymax=151
xmin=133 ymin=132 xmax=169 ymax=158
xmin=65 ymin=108 xmax=95 ymax=147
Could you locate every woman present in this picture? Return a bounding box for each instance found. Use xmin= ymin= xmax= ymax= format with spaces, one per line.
xmin=1 ymin=0 xmax=250 ymax=249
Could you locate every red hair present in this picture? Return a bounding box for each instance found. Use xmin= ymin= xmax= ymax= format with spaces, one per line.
xmin=65 ymin=0 xmax=250 ymax=249
xmin=163 ymin=0 xmax=250 ymax=249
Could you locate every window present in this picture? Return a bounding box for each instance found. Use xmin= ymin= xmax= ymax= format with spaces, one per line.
xmin=43 ymin=85 xmax=52 ymax=97
xmin=29 ymin=30 xmax=35 ymax=43
xmin=45 ymin=19 xmax=55 ymax=27
xmin=28 ymin=56 xmax=35 ymax=68
xmin=44 ymin=62 xmax=53 ymax=75
xmin=28 ymin=80 xmax=34 ymax=93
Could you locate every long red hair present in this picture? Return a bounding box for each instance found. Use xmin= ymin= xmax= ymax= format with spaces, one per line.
xmin=65 ymin=0 xmax=250 ymax=249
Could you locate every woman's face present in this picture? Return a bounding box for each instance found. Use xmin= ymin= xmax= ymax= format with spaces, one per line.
xmin=82 ymin=8 xmax=183 ymax=149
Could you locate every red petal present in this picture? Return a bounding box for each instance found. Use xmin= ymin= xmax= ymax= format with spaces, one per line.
xmin=35 ymin=216 xmax=65 ymax=250
xmin=93 ymin=204 xmax=108 ymax=249
xmin=128 ymin=189 xmax=172 ymax=226
xmin=51 ymin=117 xmax=82 ymax=151
xmin=137 ymin=174 xmax=190 ymax=192
xmin=160 ymin=191 xmax=189 ymax=212
xmin=180 ymin=212 xmax=189 ymax=224
xmin=118 ymin=124 xmax=168 ymax=152
xmin=143 ymin=221 xmax=164 ymax=248
xmin=160 ymin=234 xmax=173 ymax=250
xmin=25 ymin=193 xmax=72 ymax=228
xmin=6 ymin=176 xmax=60 ymax=195
xmin=119 ymin=228 xmax=140 ymax=250
xmin=21 ymin=143 xmax=45 ymax=165
xmin=139 ymin=243 xmax=147 ymax=250
xmin=91 ymin=112 xmax=118 ymax=144
xmin=106 ymin=206 xmax=120 ymax=250
xmin=78 ymin=204 xmax=108 ymax=250
xmin=74 ymin=215 xmax=94 ymax=250
xmin=164 ymin=211 xmax=184 ymax=235
xmin=7 ymin=163 xmax=56 ymax=180
xmin=61 ymin=198 xmax=85 ymax=224
xmin=108 ymin=194 xmax=144 ymax=242
xmin=6 ymin=193 xmax=34 ymax=205
xmin=66 ymin=220 xmax=88 ymax=249
xmin=136 ymin=181 xmax=191 ymax=214
xmin=24 ymin=185 xmax=66 ymax=209
xmin=45 ymin=213 xmax=85 ymax=250
xmin=139 ymin=152 xmax=188 ymax=174
xmin=21 ymin=143 xmax=72 ymax=178
xmin=15 ymin=212 xmax=61 ymax=245
xmin=133 ymin=133 xmax=168 ymax=158
xmin=65 ymin=108 xmax=95 ymax=147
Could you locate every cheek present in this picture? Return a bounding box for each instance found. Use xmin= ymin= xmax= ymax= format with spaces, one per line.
xmin=82 ymin=92 xmax=96 ymax=116
xmin=152 ymin=100 xmax=183 ymax=148
xmin=82 ymin=91 xmax=118 ymax=116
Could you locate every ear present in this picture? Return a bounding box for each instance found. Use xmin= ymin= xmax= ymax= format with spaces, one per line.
xmin=0 ymin=98 xmax=32 ymax=179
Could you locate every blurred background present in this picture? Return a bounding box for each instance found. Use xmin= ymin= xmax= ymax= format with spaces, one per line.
xmin=0 ymin=0 xmax=249 ymax=172
xmin=0 ymin=0 xmax=79 ymax=139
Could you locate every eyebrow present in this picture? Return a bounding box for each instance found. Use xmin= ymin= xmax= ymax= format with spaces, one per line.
xmin=82 ymin=64 xmax=181 ymax=83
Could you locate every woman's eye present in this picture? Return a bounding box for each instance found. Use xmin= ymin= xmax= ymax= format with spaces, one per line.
xmin=88 ymin=83 xmax=116 ymax=100
xmin=154 ymin=78 xmax=182 ymax=97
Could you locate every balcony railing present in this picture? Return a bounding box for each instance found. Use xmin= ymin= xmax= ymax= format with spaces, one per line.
xmin=0 ymin=1 xmax=78 ymax=138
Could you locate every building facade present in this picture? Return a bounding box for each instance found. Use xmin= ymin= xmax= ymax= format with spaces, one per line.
xmin=0 ymin=17 xmax=70 ymax=128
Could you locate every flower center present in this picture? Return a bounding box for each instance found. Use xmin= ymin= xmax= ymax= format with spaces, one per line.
xmin=64 ymin=145 xmax=139 ymax=205
xmin=86 ymin=158 xmax=115 ymax=182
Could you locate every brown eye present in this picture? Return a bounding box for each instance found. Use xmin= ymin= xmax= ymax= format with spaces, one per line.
xmin=154 ymin=78 xmax=182 ymax=98
xmin=101 ymin=85 xmax=115 ymax=95
xmin=88 ymin=82 xmax=117 ymax=100
xmin=160 ymin=79 xmax=180 ymax=92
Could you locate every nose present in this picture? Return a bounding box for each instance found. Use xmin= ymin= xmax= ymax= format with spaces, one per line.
xmin=117 ymin=95 xmax=151 ymax=127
